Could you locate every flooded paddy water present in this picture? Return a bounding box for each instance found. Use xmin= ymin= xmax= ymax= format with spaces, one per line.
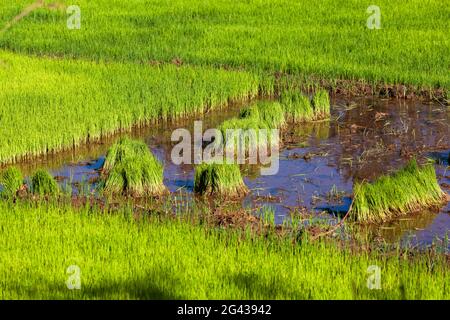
xmin=13 ymin=96 xmax=450 ymax=249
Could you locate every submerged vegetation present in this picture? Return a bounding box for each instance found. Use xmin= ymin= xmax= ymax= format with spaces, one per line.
xmin=350 ymin=160 xmax=446 ymax=223
xmin=31 ymin=169 xmax=59 ymax=196
xmin=0 ymin=202 xmax=448 ymax=299
xmin=194 ymin=163 xmax=248 ymax=198
xmin=101 ymin=138 xmax=165 ymax=197
xmin=0 ymin=166 xmax=23 ymax=198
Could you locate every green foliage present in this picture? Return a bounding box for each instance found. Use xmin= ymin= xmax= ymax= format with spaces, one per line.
xmin=0 ymin=0 xmax=448 ymax=165
xmin=101 ymin=138 xmax=165 ymax=196
xmin=350 ymin=159 xmax=446 ymax=223
xmin=281 ymin=89 xmax=330 ymax=122
xmin=238 ymin=104 xmax=260 ymax=120
xmin=31 ymin=169 xmax=59 ymax=196
xmin=312 ymin=89 xmax=330 ymax=118
xmin=218 ymin=101 xmax=283 ymax=156
xmin=1 ymin=0 xmax=448 ymax=90
xmin=256 ymin=101 xmax=286 ymax=128
xmin=281 ymin=90 xmax=315 ymax=122
xmin=0 ymin=202 xmax=448 ymax=299
xmin=0 ymin=51 xmax=259 ymax=164
xmin=194 ymin=163 xmax=247 ymax=197
xmin=0 ymin=166 xmax=23 ymax=198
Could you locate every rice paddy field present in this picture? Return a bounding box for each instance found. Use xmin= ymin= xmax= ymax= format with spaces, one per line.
xmin=1 ymin=0 xmax=449 ymax=88
xmin=0 ymin=0 xmax=449 ymax=301
xmin=0 ymin=202 xmax=448 ymax=300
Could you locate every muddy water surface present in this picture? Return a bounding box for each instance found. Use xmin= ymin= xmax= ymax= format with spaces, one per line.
xmin=14 ymin=97 xmax=450 ymax=248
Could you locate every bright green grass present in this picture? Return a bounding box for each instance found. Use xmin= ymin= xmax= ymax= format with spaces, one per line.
xmin=312 ymin=89 xmax=331 ymax=118
xmin=0 ymin=202 xmax=448 ymax=299
xmin=31 ymin=169 xmax=59 ymax=196
xmin=350 ymin=160 xmax=446 ymax=223
xmin=0 ymin=166 xmax=23 ymax=198
xmin=0 ymin=50 xmax=259 ymax=164
xmin=101 ymin=137 xmax=165 ymax=196
xmin=218 ymin=102 xmax=282 ymax=156
xmin=255 ymin=101 xmax=286 ymax=128
xmin=0 ymin=0 xmax=33 ymax=27
xmin=1 ymin=0 xmax=449 ymax=89
xmin=281 ymin=89 xmax=330 ymax=122
xmin=194 ymin=163 xmax=247 ymax=197
xmin=281 ymin=90 xmax=315 ymax=122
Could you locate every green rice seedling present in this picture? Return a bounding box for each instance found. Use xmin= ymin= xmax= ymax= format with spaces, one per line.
xmin=194 ymin=163 xmax=248 ymax=198
xmin=280 ymin=90 xmax=315 ymax=122
xmin=0 ymin=51 xmax=259 ymax=164
xmin=256 ymin=101 xmax=286 ymax=129
xmin=217 ymin=116 xmax=267 ymax=155
xmin=238 ymin=104 xmax=260 ymax=120
xmin=103 ymin=137 xmax=150 ymax=172
xmin=0 ymin=166 xmax=23 ymax=198
xmin=101 ymin=138 xmax=165 ymax=197
xmin=61 ymin=174 xmax=73 ymax=198
xmin=312 ymin=89 xmax=331 ymax=119
xmin=239 ymin=101 xmax=285 ymax=129
xmin=350 ymin=159 xmax=446 ymax=223
xmin=218 ymin=101 xmax=284 ymax=157
xmin=258 ymin=206 xmax=276 ymax=227
xmin=0 ymin=201 xmax=448 ymax=299
xmin=31 ymin=169 xmax=59 ymax=196
xmin=2 ymin=0 xmax=448 ymax=92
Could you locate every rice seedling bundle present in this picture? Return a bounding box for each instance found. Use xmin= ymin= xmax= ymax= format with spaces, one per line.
xmin=280 ymin=89 xmax=330 ymax=122
xmin=31 ymin=169 xmax=59 ymax=196
xmin=101 ymin=138 xmax=165 ymax=196
xmin=0 ymin=166 xmax=23 ymax=198
xmin=255 ymin=101 xmax=286 ymax=129
xmin=280 ymin=90 xmax=315 ymax=122
xmin=194 ymin=163 xmax=248 ymax=198
xmin=312 ymin=89 xmax=330 ymax=118
xmin=350 ymin=160 xmax=446 ymax=223
xmin=217 ymin=101 xmax=283 ymax=157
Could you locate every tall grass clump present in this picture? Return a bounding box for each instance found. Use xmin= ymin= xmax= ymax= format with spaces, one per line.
xmin=2 ymin=0 xmax=449 ymax=91
xmin=237 ymin=101 xmax=285 ymax=128
xmin=281 ymin=90 xmax=315 ymax=122
xmin=350 ymin=159 xmax=446 ymax=223
xmin=0 ymin=166 xmax=23 ymax=198
xmin=0 ymin=202 xmax=448 ymax=299
xmin=31 ymin=170 xmax=59 ymax=196
xmin=312 ymin=89 xmax=331 ymax=118
xmin=216 ymin=102 xmax=284 ymax=159
xmin=101 ymin=138 xmax=165 ymax=197
xmin=0 ymin=51 xmax=259 ymax=164
xmin=194 ymin=163 xmax=248 ymax=198
xmin=253 ymin=101 xmax=286 ymax=129
xmin=280 ymin=89 xmax=330 ymax=122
